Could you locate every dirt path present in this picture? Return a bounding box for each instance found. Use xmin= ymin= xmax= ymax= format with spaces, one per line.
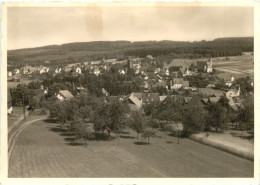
xmin=9 ymin=120 xmax=254 ymax=177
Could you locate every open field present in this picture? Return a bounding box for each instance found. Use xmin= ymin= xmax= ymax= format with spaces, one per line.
xmin=166 ymin=54 xmax=254 ymax=79
xmin=190 ymin=132 xmax=253 ymax=161
xmin=9 ymin=119 xmax=253 ymax=177
xmin=8 ymin=107 xmax=25 ymax=128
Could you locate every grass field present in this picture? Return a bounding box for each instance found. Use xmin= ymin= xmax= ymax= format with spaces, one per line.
xmin=166 ymin=54 xmax=254 ymax=79
xmin=9 ymin=119 xmax=253 ymax=177
xmin=8 ymin=107 xmax=25 ymax=128
xmin=190 ymin=132 xmax=254 ymax=161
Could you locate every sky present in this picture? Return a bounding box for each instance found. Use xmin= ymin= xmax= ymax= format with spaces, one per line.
xmin=7 ymin=6 xmax=253 ymax=50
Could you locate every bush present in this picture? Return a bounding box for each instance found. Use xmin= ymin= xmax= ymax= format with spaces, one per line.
xmin=40 ymin=108 xmax=48 ymax=115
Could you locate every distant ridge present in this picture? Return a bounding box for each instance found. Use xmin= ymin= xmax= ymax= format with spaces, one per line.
xmin=9 ymin=37 xmax=253 ymax=52
xmin=7 ymin=37 xmax=253 ymax=69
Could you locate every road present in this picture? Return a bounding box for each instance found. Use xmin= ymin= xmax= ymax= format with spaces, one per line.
xmin=9 ymin=119 xmax=253 ymax=177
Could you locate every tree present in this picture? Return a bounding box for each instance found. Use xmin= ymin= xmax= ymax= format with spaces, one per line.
xmin=237 ymin=105 xmax=254 ymax=130
xmin=72 ymin=120 xmax=95 ymax=145
xmin=182 ymin=106 xmax=205 ymax=136
xmin=205 ymin=103 xmax=228 ymax=132
xmin=130 ymin=111 xmax=147 ymax=139
xmin=141 ymin=128 xmax=156 ymax=144
xmin=218 ymin=96 xmax=230 ymax=109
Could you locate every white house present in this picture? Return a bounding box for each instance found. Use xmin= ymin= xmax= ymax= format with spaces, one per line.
xmin=231 ymin=75 xmax=235 ymax=82
xmin=205 ymin=59 xmax=213 ymax=73
xmin=165 ymin=68 xmax=169 ymax=76
xmin=8 ymin=71 xmax=12 ymax=77
xmin=14 ymin=69 xmax=20 ymax=75
xmin=171 ymin=78 xmax=184 ymax=89
xmin=55 ymin=68 xmax=62 ymax=74
xmin=226 ymin=87 xmax=241 ymax=98
xmin=56 ymin=90 xmax=74 ymax=101
xmin=94 ymin=68 xmax=101 ymax=76
xmin=119 ymin=69 xmax=126 ymax=75
xmin=75 ymin=67 xmax=82 ymax=74
xmin=146 ymin=55 xmax=154 ymax=60
xmin=183 ymin=68 xmax=192 ymax=76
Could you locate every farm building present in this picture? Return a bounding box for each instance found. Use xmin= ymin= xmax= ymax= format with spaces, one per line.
xmin=56 ymin=90 xmax=74 ymax=101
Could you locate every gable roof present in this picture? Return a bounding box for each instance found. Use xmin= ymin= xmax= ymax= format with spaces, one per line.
xmin=133 ymin=92 xmax=143 ymax=100
xmin=183 ymin=81 xmax=189 ymax=87
xmin=142 ymin=93 xmax=160 ymax=103
xmin=159 ymin=95 xmax=167 ymax=102
xmin=129 ymin=93 xmax=142 ymax=109
xmin=197 ymin=88 xmax=224 ymax=97
xmin=170 ymin=59 xmax=189 ymax=69
xmin=173 ymin=78 xmax=184 ymax=84
xmin=187 ymin=95 xmax=204 ymax=107
xmin=59 ymin=90 xmax=74 ymax=100
xmin=184 ymin=97 xmax=192 ymax=104
xmin=102 ymin=88 xmax=109 ymax=95
xmin=209 ymin=97 xmax=220 ymax=103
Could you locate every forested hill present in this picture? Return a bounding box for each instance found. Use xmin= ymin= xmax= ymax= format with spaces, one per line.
xmin=8 ymin=37 xmax=253 ymax=68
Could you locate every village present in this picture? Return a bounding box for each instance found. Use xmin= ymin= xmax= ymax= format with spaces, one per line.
xmin=8 ymin=53 xmax=254 ymax=114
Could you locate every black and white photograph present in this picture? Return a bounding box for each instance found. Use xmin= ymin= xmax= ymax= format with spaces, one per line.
xmin=0 ymin=2 xmax=258 ymax=182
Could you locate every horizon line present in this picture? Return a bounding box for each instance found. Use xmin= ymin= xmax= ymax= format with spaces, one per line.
xmin=8 ymin=36 xmax=254 ymax=51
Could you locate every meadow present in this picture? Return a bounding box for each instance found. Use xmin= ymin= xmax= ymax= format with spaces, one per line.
xmin=9 ymin=119 xmax=253 ymax=177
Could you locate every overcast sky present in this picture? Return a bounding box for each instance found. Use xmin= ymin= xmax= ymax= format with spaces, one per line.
xmin=7 ymin=6 xmax=253 ymax=50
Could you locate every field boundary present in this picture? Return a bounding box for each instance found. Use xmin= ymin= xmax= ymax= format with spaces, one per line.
xmin=189 ymin=134 xmax=253 ymax=161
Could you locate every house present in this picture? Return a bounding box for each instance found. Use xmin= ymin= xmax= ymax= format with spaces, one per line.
xmin=104 ymin=59 xmax=117 ymax=63
xmin=8 ymin=71 xmax=12 ymax=77
xmin=119 ymin=69 xmax=126 ymax=75
xmin=154 ymin=68 xmax=161 ymax=74
xmin=206 ymin=59 xmax=213 ymax=73
xmin=55 ymin=68 xmax=62 ymax=74
xmin=142 ymin=93 xmax=160 ymax=104
xmin=8 ymin=88 xmax=13 ymax=114
xmin=184 ymin=97 xmax=192 ymax=104
xmin=91 ymin=60 xmax=101 ymax=65
xmin=76 ymin=87 xmax=87 ymax=95
xmin=127 ymin=93 xmax=143 ymax=111
xmin=159 ymin=95 xmax=167 ymax=102
xmin=144 ymin=81 xmax=149 ymax=92
xmin=64 ymin=66 xmax=73 ymax=73
xmin=14 ymin=69 xmax=20 ymax=75
xmin=102 ymin=88 xmax=109 ymax=96
xmin=146 ymin=55 xmax=153 ymax=60
xmin=39 ymin=66 xmax=49 ymax=74
xmin=206 ymin=83 xmax=216 ymax=88
xmin=187 ymin=95 xmax=205 ymax=108
xmin=172 ymin=78 xmax=184 ymax=89
xmin=183 ymin=68 xmax=192 ymax=76
xmin=165 ymin=68 xmax=169 ymax=76
xmin=56 ymin=90 xmax=74 ymax=101
xmin=133 ymin=92 xmax=143 ymax=100
xmin=75 ymin=67 xmax=82 ymax=74
xmin=225 ymin=81 xmax=233 ymax=87
xmin=183 ymin=81 xmax=189 ymax=89
xmin=226 ymin=87 xmax=240 ymax=98
xmin=225 ymin=75 xmax=235 ymax=87
xmin=208 ymin=97 xmax=221 ymax=103
xmin=170 ymin=59 xmax=189 ymax=69
xmin=197 ymin=88 xmax=224 ymax=97
xmin=94 ymin=68 xmax=101 ymax=76
xmin=22 ymin=66 xmax=38 ymax=74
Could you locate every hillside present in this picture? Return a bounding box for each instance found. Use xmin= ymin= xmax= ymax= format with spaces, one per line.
xmin=7 ymin=37 xmax=253 ymax=69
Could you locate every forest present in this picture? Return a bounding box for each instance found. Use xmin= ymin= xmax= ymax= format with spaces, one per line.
xmin=8 ymin=37 xmax=253 ymax=69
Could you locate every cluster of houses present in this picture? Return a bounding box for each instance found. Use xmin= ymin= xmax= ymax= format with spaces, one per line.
xmin=8 ymin=55 xmax=254 ymax=115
